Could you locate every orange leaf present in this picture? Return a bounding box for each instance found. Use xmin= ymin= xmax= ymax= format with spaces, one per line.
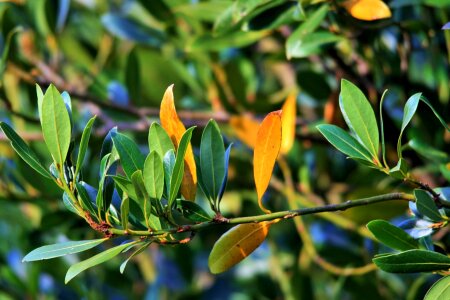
xmin=280 ymin=93 xmax=297 ymax=155
xmin=253 ymin=110 xmax=282 ymax=213
xmin=229 ymin=115 xmax=260 ymax=149
xmin=208 ymin=222 xmax=271 ymax=274
xmin=159 ymin=85 xmax=197 ymax=201
xmin=343 ymin=0 xmax=391 ymax=21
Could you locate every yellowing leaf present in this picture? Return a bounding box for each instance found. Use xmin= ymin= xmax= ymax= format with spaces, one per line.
xmin=160 ymin=85 xmax=197 ymax=201
xmin=343 ymin=0 xmax=392 ymax=21
xmin=208 ymin=222 xmax=271 ymax=274
xmin=280 ymin=93 xmax=297 ymax=155
xmin=253 ymin=110 xmax=282 ymax=213
xmin=229 ymin=115 xmax=260 ymax=149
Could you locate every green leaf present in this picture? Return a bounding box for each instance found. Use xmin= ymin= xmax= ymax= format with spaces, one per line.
xmin=0 ymin=27 xmax=22 ymax=77
xmin=75 ymin=182 xmax=97 ymax=218
xmin=367 ymin=220 xmax=419 ymax=251
xmin=379 ymin=89 xmax=388 ymax=167
xmin=163 ymin=149 xmax=176 ymax=198
xmin=0 ymin=122 xmax=52 ymax=179
xmin=316 ymin=124 xmax=374 ymax=162
xmin=415 ymin=189 xmax=443 ymax=222
xmin=75 ymin=116 xmax=96 ymax=179
xmin=148 ymin=122 xmax=174 ymax=159
xmin=41 ymin=84 xmax=72 ymax=166
xmin=389 ymin=158 xmax=409 ymax=179
xmin=65 ymin=242 xmax=133 ymax=283
xmin=177 ymin=199 xmax=213 ymax=222
xmin=96 ymin=154 xmax=111 ymax=213
xmin=209 ymin=222 xmax=271 ymax=274
xmin=189 ymin=30 xmax=271 ymax=52
xmin=125 ymin=48 xmax=141 ymax=102
xmin=419 ymin=96 xmax=450 ymax=132
xmin=169 ymin=127 xmax=195 ymax=207
xmin=200 ymin=120 xmax=226 ymax=201
xmin=23 ymin=239 xmax=107 ymax=262
xmin=143 ymin=151 xmax=164 ymax=200
xmin=373 ymin=249 xmax=450 ymax=273
xmin=112 ymin=132 xmax=145 ymax=178
xmin=408 ymin=139 xmax=448 ymax=163
xmin=397 ymin=93 xmax=421 ymax=159
xmin=339 ymin=79 xmax=379 ymax=161
xmin=425 ymin=275 xmax=450 ymax=300
xmin=36 ymin=84 xmax=44 ymax=121
xmin=285 ymin=4 xmax=332 ymax=59
xmin=119 ymin=242 xmax=150 ymax=274
xmin=110 ymin=175 xmax=137 ymax=200
xmin=286 ymin=31 xmax=342 ymax=59
xmin=121 ymin=195 xmax=130 ymax=231
xmin=131 ymin=170 xmax=152 ymax=228
xmin=63 ymin=192 xmax=80 ymax=215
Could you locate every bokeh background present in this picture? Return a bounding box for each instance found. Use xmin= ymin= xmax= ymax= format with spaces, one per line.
xmin=0 ymin=0 xmax=449 ymax=299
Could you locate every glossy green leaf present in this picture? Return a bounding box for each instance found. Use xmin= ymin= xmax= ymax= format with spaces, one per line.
xmin=397 ymin=93 xmax=421 ymax=159
xmin=0 ymin=122 xmax=52 ymax=179
xmin=209 ymin=222 xmax=271 ymax=274
xmin=415 ymin=189 xmax=443 ymax=222
xmin=148 ymin=122 xmax=174 ymax=159
xmin=143 ymin=151 xmax=164 ymax=200
xmin=112 ymin=132 xmax=145 ymax=178
xmin=317 ymin=124 xmax=374 ymax=162
xmin=131 ymin=170 xmax=152 ymax=228
xmin=169 ymin=127 xmax=195 ymax=207
xmin=41 ymin=84 xmax=72 ymax=166
xmin=163 ymin=150 xmax=176 ymax=198
xmin=23 ymin=239 xmax=107 ymax=262
xmin=63 ymin=192 xmax=80 ymax=215
xmin=339 ymin=79 xmax=379 ymax=161
xmin=96 ymin=154 xmax=111 ymax=213
xmin=110 ymin=175 xmax=137 ymax=200
xmin=177 ymin=199 xmax=213 ymax=222
xmin=367 ymin=219 xmax=419 ymax=251
xmin=389 ymin=158 xmax=409 ymax=179
xmin=75 ymin=116 xmax=96 ymax=179
xmin=121 ymin=195 xmax=130 ymax=231
xmin=425 ymin=275 xmax=450 ymax=300
xmin=200 ymin=120 xmax=225 ymax=201
xmin=373 ymin=249 xmax=450 ymax=273
xmin=76 ymin=182 xmax=97 ymax=218
xmin=218 ymin=144 xmax=233 ymax=202
xmin=120 ymin=242 xmax=151 ymax=274
xmin=65 ymin=242 xmax=134 ymax=283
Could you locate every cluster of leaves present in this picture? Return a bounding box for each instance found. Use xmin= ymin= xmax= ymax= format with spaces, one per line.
xmin=317 ymin=80 xmax=450 ymax=298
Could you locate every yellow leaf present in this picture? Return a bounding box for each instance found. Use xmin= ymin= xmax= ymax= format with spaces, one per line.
xmin=280 ymin=93 xmax=297 ymax=155
xmin=208 ymin=222 xmax=271 ymax=274
xmin=159 ymin=85 xmax=197 ymax=201
xmin=343 ymin=0 xmax=392 ymax=21
xmin=253 ymin=110 xmax=282 ymax=213
xmin=229 ymin=115 xmax=260 ymax=149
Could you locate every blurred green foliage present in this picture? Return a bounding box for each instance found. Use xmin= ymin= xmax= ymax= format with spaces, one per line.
xmin=0 ymin=0 xmax=449 ymax=299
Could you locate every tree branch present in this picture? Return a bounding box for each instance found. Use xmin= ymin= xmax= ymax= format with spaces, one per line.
xmin=108 ymin=192 xmax=414 ymax=237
